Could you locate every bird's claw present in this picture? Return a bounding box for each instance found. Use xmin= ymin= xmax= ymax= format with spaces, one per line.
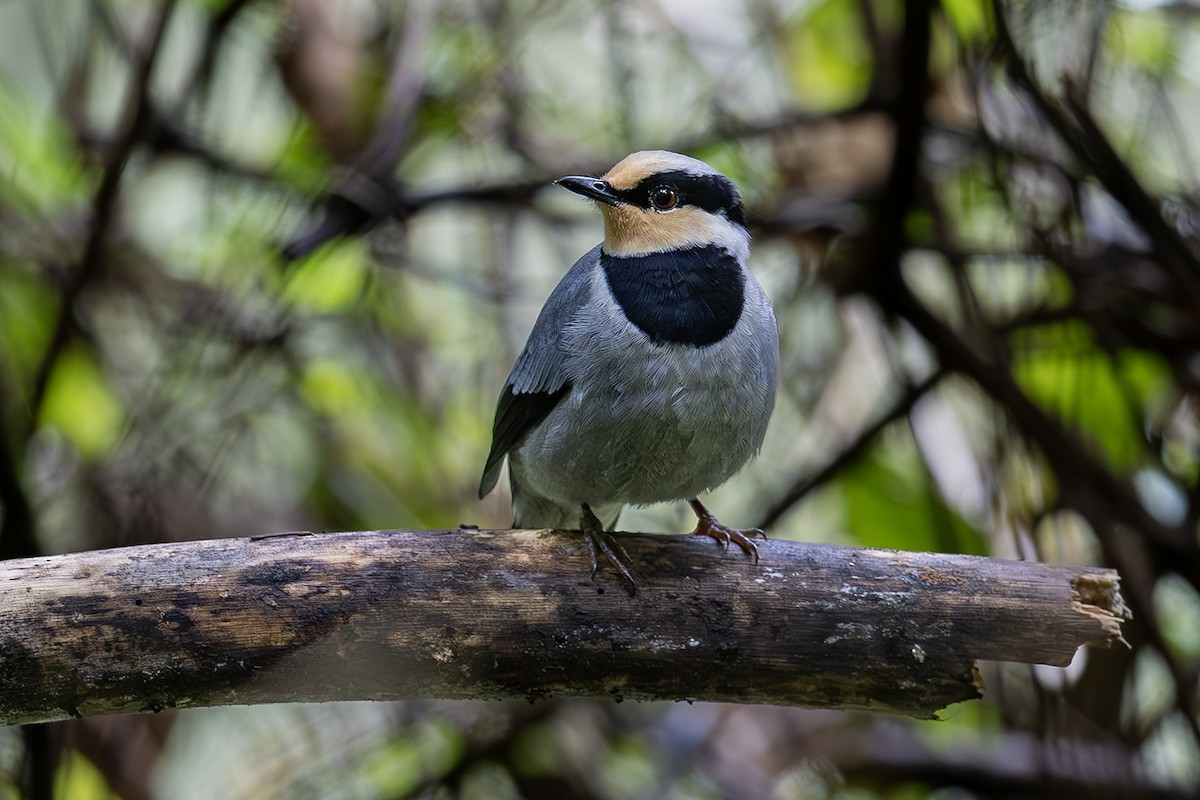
xmin=582 ymin=504 xmax=637 ymax=593
xmin=689 ymin=500 xmax=765 ymax=563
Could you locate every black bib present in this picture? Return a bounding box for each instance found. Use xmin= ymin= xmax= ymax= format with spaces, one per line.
xmin=601 ymin=246 xmax=745 ymax=347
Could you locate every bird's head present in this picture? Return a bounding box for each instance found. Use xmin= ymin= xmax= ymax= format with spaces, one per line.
xmin=556 ymin=151 xmax=748 ymax=259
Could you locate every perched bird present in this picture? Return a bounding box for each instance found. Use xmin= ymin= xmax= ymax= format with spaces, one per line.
xmin=479 ymin=151 xmax=778 ymax=585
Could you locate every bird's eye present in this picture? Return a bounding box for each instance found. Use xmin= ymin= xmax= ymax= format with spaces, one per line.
xmin=650 ymin=186 xmax=678 ymax=210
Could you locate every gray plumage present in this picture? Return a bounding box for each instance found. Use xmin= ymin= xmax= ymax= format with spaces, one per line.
xmin=479 ymin=151 xmax=778 ymax=537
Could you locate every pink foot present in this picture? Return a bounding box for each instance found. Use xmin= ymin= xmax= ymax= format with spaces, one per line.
xmin=688 ymin=499 xmax=765 ymax=562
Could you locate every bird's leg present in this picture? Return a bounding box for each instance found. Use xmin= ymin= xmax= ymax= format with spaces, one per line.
xmin=688 ymin=498 xmax=765 ymax=563
xmin=581 ymin=504 xmax=637 ymax=592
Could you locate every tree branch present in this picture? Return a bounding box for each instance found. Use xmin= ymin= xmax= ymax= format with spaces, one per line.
xmin=29 ymin=0 xmax=179 ymax=417
xmin=0 ymin=529 xmax=1128 ymax=726
xmin=991 ymin=1 xmax=1200 ymax=298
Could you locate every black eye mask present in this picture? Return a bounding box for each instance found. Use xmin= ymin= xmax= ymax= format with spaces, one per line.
xmin=610 ymin=171 xmax=746 ymax=227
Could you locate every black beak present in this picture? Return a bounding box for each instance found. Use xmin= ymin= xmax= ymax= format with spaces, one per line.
xmin=555 ymin=175 xmax=623 ymax=207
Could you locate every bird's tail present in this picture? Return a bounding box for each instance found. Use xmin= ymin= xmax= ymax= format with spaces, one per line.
xmin=511 ymin=483 xmax=621 ymax=531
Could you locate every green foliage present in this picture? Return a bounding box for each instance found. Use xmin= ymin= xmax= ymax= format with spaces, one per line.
xmin=1156 ymin=573 xmax=1200 ymax=670
xmin=903 ymin=209 xmax=936 ymax=246
xmin=38 ymin=344 xmax=124 ymax=459
xmin=0 ymin=0 xmax=1197 ymax=797
xmin=941 ymin=0 xmax=993 ymax=43
xmin=0 ymin=268 xmax=55 ymax=388
xmin=53 ymin=752 xmax=120 ymax=800
xmin=1010 ymin=321 xmax=1166 ymax=473
xmin=360 ymin=719 xmax=465 ymax=797
xmin=834 ymin=430 xmax=987 ymax=555
xmin=1106 ymin=7 xmax=1179 ymax=77
xmin=595 ymin=734 xmax=660 ymax=800
xmin=783 ymin=0 xmax=874 ymax=109
xmin=274 ymin=122 xmax=338 ymax=193
xmin=0 ymin=81 xmax=89 ymax=215
xmin=459 ymin=761 xmax=522 ymax=800
xmin=282 ymin=239 xmax=370 ymax=312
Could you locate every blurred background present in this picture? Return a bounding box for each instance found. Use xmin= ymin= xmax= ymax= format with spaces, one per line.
xmin=1 ymin=0 xmax=1199 ymax=797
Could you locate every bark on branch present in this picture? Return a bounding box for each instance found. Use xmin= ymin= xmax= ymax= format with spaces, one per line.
xmin=0 ymin=529 xmax=1129 ymax=725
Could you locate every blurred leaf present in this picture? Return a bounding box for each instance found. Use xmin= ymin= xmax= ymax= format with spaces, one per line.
xmin=1107 ymin=8 xmax=1178 ymax=76
xmin=301 ymin=358 xmax=368 ymax=418
xmin=274 ymin=122 xmax=336 ymax=192
xmin=361 ymin=737 xmax=424 ymax=797
xmin=39 ymin=344 xmax=125 ymax=459
xmin=461 ymin=761 xmax=521 ymax=800
xmin=510 ymin=722 xmax=557 ymax=777
xmin=1122 ymin=647 xmax=1177 ymax=738
xmin=1156 ymin=573 xmax=1200 ymax=670
xmin=282 ymin=238 xmax=369 ymax=311
xmin=53 ymin=751 xmax=120 ymax=800
xmin=1115 ymin=349 xmax=1172 ymax=415
xmin=1139 ymin=711 xmax=1200 ymax=788
xmin=941 ymin=0 xmax=993 ymax=42
xmin=904 ymin=209 xmax=936 ymax=246
xmin=362 ymin=719 xmax=465 ymax=797
xmin=942 ymin=167 xmax=1024 ymax=250
xmin=597 ymin=733 xmax=659 ymax=800
xmin=921 ymin=691 xmax=1005 ymax=738
xmin=0 ymin=81 xmax=89 ymax=215
xmin=1010 ymin=321 xmax=1149 ymax=473
xmin=784 ymin=0 xmax=874 ymax=109
xmin=966 ymin=257 xmax=1076 ymax=324
xmin=0 ymin=266 xmax=55 ymax=386
xmin=835 ymin=432 xmax=987 ymax=555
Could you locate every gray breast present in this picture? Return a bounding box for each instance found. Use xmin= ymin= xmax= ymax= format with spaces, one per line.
xmin=510 ymin=263 xmax=777 ymax=508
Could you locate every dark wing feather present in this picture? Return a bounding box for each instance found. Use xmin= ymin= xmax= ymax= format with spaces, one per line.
xmin=478 ymin=245 xmax=602 ymax=498
xmin=478 ymin=384 xmax=568 ymax=497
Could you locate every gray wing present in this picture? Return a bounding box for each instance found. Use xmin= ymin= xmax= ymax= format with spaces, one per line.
xmin=478 ymin=244 xmax=602 ymax=498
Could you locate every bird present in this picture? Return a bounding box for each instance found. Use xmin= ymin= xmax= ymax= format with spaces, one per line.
xmin=479 ymin=150 xmax=778 ymax=587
